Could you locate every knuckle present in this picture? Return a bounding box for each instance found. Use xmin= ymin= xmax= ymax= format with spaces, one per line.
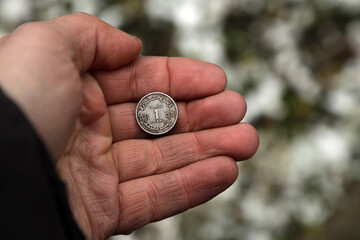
xmin=15 ymin=22 xmax=49 ymax=36
xmin=69 ymin=12 xmax=100 ymax=24
xmin=151 ymin=141 xmax=164 ymax=174
xmin=177 ymin=170 xmax=192 ymax=207
xmin=145 ymin=179 xmax=161 ymax=220
xmin=14 ymin=21 xmax=64 ymax=48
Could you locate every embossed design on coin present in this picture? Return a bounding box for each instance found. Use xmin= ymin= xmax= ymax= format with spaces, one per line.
xmin=136 ymin=92 xmax=178 ymax=135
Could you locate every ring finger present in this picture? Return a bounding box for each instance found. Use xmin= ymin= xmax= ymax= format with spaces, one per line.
xmin=111 ymin=122 xmax=259 ymax=182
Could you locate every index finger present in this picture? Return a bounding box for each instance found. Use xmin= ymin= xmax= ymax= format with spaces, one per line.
xmin=92 ymin=56 xmax=227 ymax=104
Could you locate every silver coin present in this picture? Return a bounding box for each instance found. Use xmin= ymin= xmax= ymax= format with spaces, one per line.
xmin=136 ymin=92 xmax=178 ymax=135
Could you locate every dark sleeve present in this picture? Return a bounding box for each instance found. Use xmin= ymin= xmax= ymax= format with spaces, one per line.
xmin=0 ymin=89 xmax=85 ymax=240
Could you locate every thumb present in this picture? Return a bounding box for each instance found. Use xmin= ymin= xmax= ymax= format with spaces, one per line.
xmin=0 ymin=13 xmax=142 ymax=160
xmin=49 ymin=13 xmax=142 ymax=72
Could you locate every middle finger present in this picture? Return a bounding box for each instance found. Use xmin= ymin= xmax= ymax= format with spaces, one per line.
xmin=109 ymin=90 xmax=246 ymax=141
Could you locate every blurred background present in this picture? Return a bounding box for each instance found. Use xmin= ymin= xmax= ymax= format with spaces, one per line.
xmin=1 ymin=0 xmax=360 ymax=239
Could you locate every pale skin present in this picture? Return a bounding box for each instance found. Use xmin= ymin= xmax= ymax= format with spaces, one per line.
xmin=0 ymin=13 xmax=259 ymax=240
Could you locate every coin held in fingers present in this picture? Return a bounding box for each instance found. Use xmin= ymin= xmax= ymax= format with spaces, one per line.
xmin=136 ymin=92 xmax=178 ymax=135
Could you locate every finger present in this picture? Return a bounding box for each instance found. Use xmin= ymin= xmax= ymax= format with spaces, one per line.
xmin=49 ymin=13 xmax=142 ymax=71
xmin=109 ymin=90 xmax=247 ymax=141
xmin=93 ymin=56 xmax=227 ymax=104
xmin=0 ymin=34 xmax=8 ymax=45
xmin=112 ymin=123 xmax=258 ymax=182
xmin=116 ymin=156 xmax=238 ymax=233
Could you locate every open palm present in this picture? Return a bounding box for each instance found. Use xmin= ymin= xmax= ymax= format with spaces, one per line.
xmin=0 ymin=13 xmax=259 ymax=240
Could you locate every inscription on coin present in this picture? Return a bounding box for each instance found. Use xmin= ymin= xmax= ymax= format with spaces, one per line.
xmin=136 ymin=92 xmax=178 ymax=135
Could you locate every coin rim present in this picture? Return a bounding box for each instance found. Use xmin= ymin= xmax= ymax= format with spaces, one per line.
xmin=135 ymin=92 xmax=178 ymax=135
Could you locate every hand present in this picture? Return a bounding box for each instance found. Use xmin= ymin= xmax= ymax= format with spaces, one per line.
xmin=0 ymin=13 xmax=259 ymax=239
